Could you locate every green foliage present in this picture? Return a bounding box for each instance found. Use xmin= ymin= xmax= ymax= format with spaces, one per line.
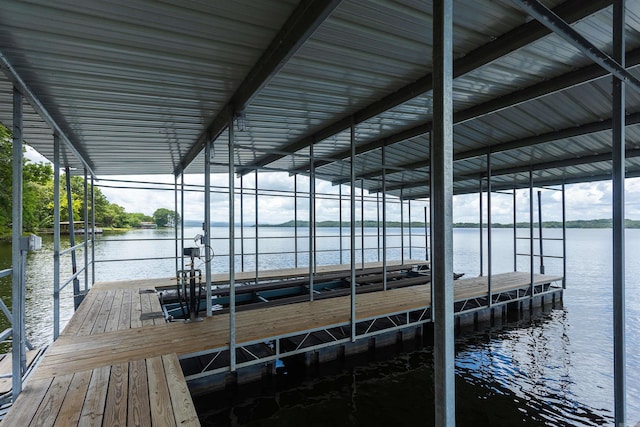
xmin=153 ymin=208 xmax=180 ymax=227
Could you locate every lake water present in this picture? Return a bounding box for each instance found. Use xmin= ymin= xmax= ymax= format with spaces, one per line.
xmin=0 ymin=227 xmax=638 ymax=425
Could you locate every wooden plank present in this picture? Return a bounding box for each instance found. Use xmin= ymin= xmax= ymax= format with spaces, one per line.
xmin=61 ymin=291 xmax=98 ymax=336
xmin=140 ymin=293 xmax=155 ymax=327
xmin=30 ymin=373 xmax=74 ymax=426
xmin=1 ymin=377 xmax=54 ymax=426
xmin=118 ymin=288 xmax=133 ymax=331
xmin=104 ymin=289 xmax=125 ymax=333
xmin=128 ymin=359 xmax=151 ymax=427
xmin=90 ymin=289 xmax=116 ymax=335
xmin=53 ymin=370 xmax=92 ymax=427
xmin=162 ymin=354 xmax=200 ymax=426
xmin=146 ymin=356 xmax=176 ymax=427
xmin=0 ymin=349 xmax=41 ymax=394
xmin=103 ymin=362 xmax=128 ymax=427
xmin=76 ymin=290 xmax=107 ymax=336
xmin=130 ymin=289 xmax=144 ymax=329
xmin=78 ymin=365 xmax=110 ymax=427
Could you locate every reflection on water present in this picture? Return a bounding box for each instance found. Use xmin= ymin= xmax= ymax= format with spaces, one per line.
xmin=0 ymin=227 xmax=638 ymax=425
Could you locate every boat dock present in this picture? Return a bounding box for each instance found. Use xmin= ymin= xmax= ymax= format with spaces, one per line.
xmin=2 ymin=263 xmax=562 ymax=426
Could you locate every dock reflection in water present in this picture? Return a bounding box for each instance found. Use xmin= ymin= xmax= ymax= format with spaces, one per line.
xmin=195 ymin=308 xmax=612 ymax=427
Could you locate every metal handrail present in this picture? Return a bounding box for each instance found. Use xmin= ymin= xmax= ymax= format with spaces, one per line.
xmin=0 ymin=268 xmax=11 ymax=279
xmin=60 ymin=265 xmax=87 ymax=291
xmin=59 ymin=242 xmax=87 ymax=256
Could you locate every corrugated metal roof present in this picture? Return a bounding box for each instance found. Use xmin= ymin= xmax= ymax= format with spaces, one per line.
xmin=1 ymin=0 xmax=638 ymax=197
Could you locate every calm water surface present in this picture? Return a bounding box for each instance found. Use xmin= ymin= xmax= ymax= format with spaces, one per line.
xmin=0 ymin=227 xmax=638 ymax=425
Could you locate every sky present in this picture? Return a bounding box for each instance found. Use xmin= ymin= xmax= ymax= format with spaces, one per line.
xmin=26 ymin=146 xmax=640 ymax=225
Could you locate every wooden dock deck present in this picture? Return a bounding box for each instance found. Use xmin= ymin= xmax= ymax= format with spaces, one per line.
xmin=2 ymin=265 xmax=562 ymax=426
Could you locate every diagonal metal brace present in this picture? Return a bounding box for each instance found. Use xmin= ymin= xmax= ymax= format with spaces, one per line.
xmin=512 ymin=0 xmax=640 ymax=93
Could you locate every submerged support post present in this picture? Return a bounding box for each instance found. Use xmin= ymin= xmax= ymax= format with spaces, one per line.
xmin=612 ymin=0 xmax=626 ymax=423
xmin=11 ymin=87 xmax=24 ymax=399
xmin=350 ymin=121 xmax=357 ymax=341
xmin=53 ymin=135 xmax=60 ymax=340
xmin=65 ymin=167 xmax=81 ymax=309
xmin=83 ymin=169 xmax=89 ymax=293
xmin=432 ymin=0 xmax=455 ymax=424
xmin=537 ymin=190 xmax=545 ymax=274
xmin=204 ymin=140 xmax=212 ymax=317
xmin=309 ymin=143 xmax=315 ymax=300
xmin=487 ymin=152 xmax=492 ymax=307
xmin=229 ymin=118 xmax=237 ymax=372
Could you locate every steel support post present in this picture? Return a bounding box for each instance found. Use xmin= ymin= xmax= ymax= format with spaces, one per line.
xmin=339 ymin=184 xmax=343 ymax=264
xmin=361 ymin=179 xmax=365 ymax=269
xmin=91 ymin=175 xmax=95 ymax=285
xmin=612 ymin=0 xmax=626 ymax=423
xmin=479 ymin=179 xmax=484 ymax=276
xmin=174 ymin=176 xmax=179 ymax=274
xmin=229 ymin=119 xmax=237 ymax=371
xmin=11 ymin=87 xmax=24 ymax=399
xmin=424 ymin=206 xmax=429 ymax=262
xmin=309 ymin=143 xmax=315 ymax=300
xmin=561 ymin=184 xmax=567 ymax=288
xmin=529 ymin=170 xmax=534 ymax=299
xmin=255 ymin=171 xmax=259 ymax=284
xmin=487 ymin=153 xmax=492 ymax=307
xmin=240 ymin=176 xmax=245 ymax=271
xmin=382 ymin=144 xmax=388 ymax=291
xmin=350 ymin=121 xmax=357 ymax=341
xmin=400 ymin=188 xmax=405 ymax=265
xmin=377 ymin=192 xmax=380 ymax=262
xmin=537 ymin=190 xmax=545 ymax=274
xmin=408 ymin=199 xmax=412 ymax=259
xmin=432 ymin=1 xmax=455 ymax=424
xmin=83 ymin=169 xmax=89 ymax=292
xmin=513 ymin=189 xmax=517 ymax=271
xmin=53 ymin=136 xmax=61 ymax=340
xmin=65 ymin=167 xmax=80 ymax=309
xmin=294 ymin=175 xmax=299 ymax=268
xmin=181 ymin=174 xmax=185 ymax=272
xmin=204 ymin=141 xmax=212 ymax=316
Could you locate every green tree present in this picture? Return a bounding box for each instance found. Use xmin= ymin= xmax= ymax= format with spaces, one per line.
xmin=153 ymin=208 xmax=180 ymax=227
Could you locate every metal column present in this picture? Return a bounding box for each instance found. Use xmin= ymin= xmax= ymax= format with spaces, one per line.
xmin=561 ymin=184 xmax=567 ymax=288
xmin=360 ymin=179 xmax=365 ymax=269
xmin=350 ymin=121 xmax=356 ymax=341
xmin=377 ymin=193 xmax=380 ymax=262
xmin=408 ymin=199 xmax=412 ymax=259
xmin=11 ymin=88 xmax=24 ymax=399
xmin=65 ymin=167 xmax=80 ymax=309
xmin=529 ymin=170 xmax=534 ymax=300
xmin=240 ymin=176 xmax=245 ymax=271
xmin=537 ymin=191 xmax=545 ymax=274
xmin=400 ymin=188 xmax=404 ymax=265
xmin=513 ymin=189 xmax=517 ymax=272
xmin=432 ymin=0 xmax=455 ymax=424
xmin=204 ymin=141 xmax=212 ymax=317
xmin=309 ymin=143 xmax=315 ymax=300
xmin=83 ymin=169 xmax=89 ymax=292
xmin=294 ymin=175 xmax=298 ymax=268
xmin=91 ymin=175 xmax=95 ymax=285
xmin=255 ymin=171 xmax=259 ymax=284
xmin=339 ymin=184 xmax=343 ymax=264
xmin=53 ymin=136 xmax=60 ymax=340
xmin=382 ymin=144 xmax=387 ymax=291
xmin=479 ymin=179 xmax=483 ymax=276
xmin=612 ymin=0 xmax=626 ymax=423
xmin=228 ymin=119 xmax=237 ymax=372
xmin=174 ymin=176 xmax=179 ymax=274
xmin=487 ymin=152 xmax=492 ymax=307
xmin=181 ymin=174 xmax=185 ymax=272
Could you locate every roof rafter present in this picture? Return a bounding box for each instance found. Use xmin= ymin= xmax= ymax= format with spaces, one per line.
xmin=300 ymin=48 xmax=640 ymax=178
xmin=238 ymin=0 xmax=613 ymax=175
xmin=174 ymin=0 xmax=343 ymax=176
xmin=334 ymin=112 xmax=640 ymax=186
